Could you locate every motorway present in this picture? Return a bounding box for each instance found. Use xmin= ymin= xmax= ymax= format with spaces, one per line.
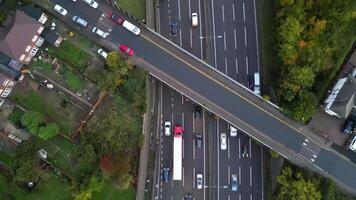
xmin=45 ymin=0 xmax=356 ymax=195
xmin=157 ymin=0 xmax=263 ymax=199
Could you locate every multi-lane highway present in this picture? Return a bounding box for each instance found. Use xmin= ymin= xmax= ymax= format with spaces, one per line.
xmin=157 ymin=0 xmax=263 ymax=199
xmin=41 ymin=0 xmax=356 ymax=195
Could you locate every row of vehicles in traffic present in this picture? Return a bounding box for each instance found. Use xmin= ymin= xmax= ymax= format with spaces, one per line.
xmin=53 ymin=0 xmax=139 ymax=58
xmin=170 ymin=12 xmax=199 ymax=36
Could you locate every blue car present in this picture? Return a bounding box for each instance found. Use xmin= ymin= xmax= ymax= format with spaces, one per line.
xmin=170 ymin=22 xmax=178 ymax=36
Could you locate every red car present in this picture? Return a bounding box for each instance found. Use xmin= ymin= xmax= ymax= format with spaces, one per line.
xmin=106 ymin=11 xmax=124 ymax=25
xmin=119 ymin=44 xmax=134 ymax=56
xmin=174 ymin=125 xmax=183 ymax=136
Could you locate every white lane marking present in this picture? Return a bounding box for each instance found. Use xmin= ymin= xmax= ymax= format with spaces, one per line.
xmin=183 ymin=166 xmax=185 ymax=187
xmin=249 ymin=138 xmax=252 ymax=158
xmin=193 ymin=138 xmax=196 ymax=159
xmin=239 ymin=166 xmax=241 ymax=185
xmin=192 ymin=112 xmax=195 ymax=132
xmin=222 ymin=4 xmax=225 ymax=23
xmin=228 ymin=165 xmax=231 ymax=184
xmin=223 ymin=31 xmax=227 ymax=51
xmin=198 ymin=0 xmax=203 ymax=59
xmin=190 ymin=28 xmax=193 ymax=48
xmin=234 ymin=28 xmax=237 ymax=50
xmin=228 ymin=195 xmax=230 ymax=200
xmin=238 ymin=138 xmax=241 ymax=159
xmin=245 ymin=56 xmax=249 ymax=75
xmin=181 ymin=95 xmax=184 ymax=104
xmin=253 ymin=0 xmax=261 ymax=72
xmin=211 ymin=0 xmax=217 ymax=68
xmin=171 ymin=112 xmax=174 ymax=127
xmin=227 ymin=136 xmax=230 ymax=158
xmin=235 ymin=58 xmax=239 ymax=75
xmin=182 ymin=112 xmax=185 ymax=129
xmin=179 ymin=29 xmax=182 ymax=46
xmin=178 ymin=0 xmax=181 ymax=20
xmin=225 ymin=58 xmax=228 ymax=75
xmin=250 ymin=194 xmax=253 ymax=200
xmin=188 ymin=0 xmax=191 ymax=18
xmin=244 ymin=26 xmax=247 ymax=46
xmin=182 ymin=138 xmax=185 ymax=159
xmin=250 ymin=165 xmax=253 ymax=186
xmin=232 ymin=3 xmax=235 ymax=22
xmin=243 ymin=2 xmax=246 ymax=22
xmin=193 ymin=167 xmax=196 ymax=188
xmin=217 ymin=118 xmax=220 ymax=200
xmin=203 ymin=109 xmax=206 ymax=200
xmin=239 ymin=194 xmax=241 ymax=200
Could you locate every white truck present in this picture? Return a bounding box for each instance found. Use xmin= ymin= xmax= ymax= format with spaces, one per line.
xmin=254 ymin=72 xmax=261 ymax=95
xmin=173 ymin=125 xmax=183 ymax=181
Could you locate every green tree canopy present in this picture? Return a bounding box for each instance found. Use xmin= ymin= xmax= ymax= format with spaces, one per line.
xmin=275 ymin=167 xmax=321 ymax=200
xmin=21 ymin=110 xmax=45 ymax=135
xmin=38 ymin=122 xmax=60 ymax=140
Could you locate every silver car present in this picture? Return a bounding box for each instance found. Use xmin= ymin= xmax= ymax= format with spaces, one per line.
xmin=231 ymin=174 xmax=238 ymax=191
xmin=196 ymin=173 xmax=203 ymax=189
xmin=83 ymin=0 xmax=98 ymax=8
xmin=220 ymin=133 xmax=227 ymax=150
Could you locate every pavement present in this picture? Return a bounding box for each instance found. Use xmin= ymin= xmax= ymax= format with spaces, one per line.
xmin=33 ymin=0 xmax=356 ymax=194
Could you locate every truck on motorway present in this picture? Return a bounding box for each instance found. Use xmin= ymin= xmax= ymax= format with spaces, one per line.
xmin=173 ymin=125 xmax=183 ymax=181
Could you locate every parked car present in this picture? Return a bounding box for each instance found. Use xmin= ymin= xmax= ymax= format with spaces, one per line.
xmin=196 ymin=134 xmax=202 ymax=148
xmin=122 ymin=20 xmax=141 ymax=35
xmin=242 ymin=144 xmax=248 ymax=158
xmin=348 ymin=135 xmax=356 ymax=151
xmin=342 ymin=119 xmax=355 ymax=134
xmin=83 ymin=0 xmax=98 ymax=8
xmin=184 ymin=194 xmax=193 ymax=200
xmin=230 ymin=125 xmax=237 ymax=137
xmin=42 ymin=80 xmax=53 ymax=89
xmin=119 ymin=44 xmax=134 ymax=56
xmin=196 ymin=173 xmax=203 ymax=189
xmin=106 ymin=11 xmax=124 ymax=25
xmin=92 ymin=27 xmax=109 ymax=38
xmin=54 ymin=4 xmax=67 ymax=16
xmin=231 ymin=174 xmax=238 ymax=191
xmin=194 ymin=105 xmax=202 ymax=118
xmin=72 ymin=16 xmax=88 ymax=27
xmin=162 ymin=167 xmax=170 ymax=182
xmin=220 ymin=133 xmax=227 ymax=150
xmin=164 ymin=121 xmax=171 ymax=136
xmin=170 ymin=22 xmax=178 ymax=36
xmin=191 ymin=12 xmax=198 ymax=26
xmin=97 ymin=49 xmax=108 ymax=59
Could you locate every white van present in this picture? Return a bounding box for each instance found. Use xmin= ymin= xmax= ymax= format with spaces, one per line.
xmin=92 ymin=27 xmax=109 ymax=38
xmin=254 ymin=72 xmax=260 ymax=95
xmin=122 ymin=20 xmax=141 ymax=35
xmin=191 ymin=13 xmax=198 ymax=27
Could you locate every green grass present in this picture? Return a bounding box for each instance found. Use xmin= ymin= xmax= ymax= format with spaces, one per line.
xmin=63 ymin=68 xmax=84 ymax=91
xmin=116 ymin=0 xmax=146 ymax=20
xmin=8 ymin=107 xmax=25 ymax=128
xmin=0 ymin=151 xmax=13 ymax=166
xmin=10 ymin=90 xmax=74 ymax=135
xmin=30 ymin=59 xmax=52 ymax=73
xmin=0 ymin=173 xmax=72 ymax=200
xmin=48 ymin=40 xmax=90 ymax=72
xmin=92 ymin=182 xmax=136 ymax=200
xmin=0 ymin=0 xmax=16 ymax=14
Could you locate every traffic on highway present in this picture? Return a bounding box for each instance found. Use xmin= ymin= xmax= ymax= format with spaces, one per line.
xmin=44 ymin=0 xmax=356 ymax=197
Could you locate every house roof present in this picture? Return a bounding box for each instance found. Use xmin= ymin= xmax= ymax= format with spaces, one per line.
xmin=44 ymin=30 xmax=63 ymax=47
xmin=0 ymin=10 xmax=42 ymax=61
xmin=21 ymin=6 xmax=47 ymax=24
xmin=328 ymin=76 xmax=356 ymax=119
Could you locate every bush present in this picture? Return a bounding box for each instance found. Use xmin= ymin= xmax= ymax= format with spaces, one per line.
xmin=270 ymin=149 xmax=280 ymax=158
xmin=8 ymin=107 xmax=24 ymax=128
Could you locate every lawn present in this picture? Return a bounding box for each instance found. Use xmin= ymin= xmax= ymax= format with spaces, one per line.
xmin=62 ymin=68 xmax=84 ymax=91
xmin=0 ymin=173 xmax=72 ymax=200
xmin=48 ymin=40 xmax=90 ymax=72
xmin=10 ymin=89 xmax=81 ymax=136
xmin=31 ymin=59 xmax=52 ymax=73
xmin=0 ymin=151 xmax=13 ymax=166
xmin=116 ymin=0 xmax=146 ymax=20
xmin=92 ymin=183 xmax=136 ymax=200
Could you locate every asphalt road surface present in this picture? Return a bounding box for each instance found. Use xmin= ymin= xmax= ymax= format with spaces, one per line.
xmin=47 ymin=0 xmax=356 ymax=194
xmin=158 ymin=0 xmax=263 ymax=199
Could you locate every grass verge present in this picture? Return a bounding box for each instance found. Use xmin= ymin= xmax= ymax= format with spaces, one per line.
xmin=92 ymin=183 xmax=136 ymax=200
xmin=116 ymin=0 xmax=146 ymax=20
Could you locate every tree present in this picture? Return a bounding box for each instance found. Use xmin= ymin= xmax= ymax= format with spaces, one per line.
xmin=275 ymin=167 xmax=321 ymax=200
xmin=38 ymin=122 xmax=60 ymax=140
xmin=10 ymin=140 xmax=41 ymax=184
xmin=74 ymin=175 xmax=106 ymax=200
xmin=21 ymin=110 xmax=45 ymax=135
xmin=106 ymin=52 xmax=122 ymax=70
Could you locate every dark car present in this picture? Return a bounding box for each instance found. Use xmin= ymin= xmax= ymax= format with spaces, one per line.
xmin=106 ymin=11 xmax=124 ymax=25
xmin=196 ymin=134 xmax=202 ymax=148
xmin=162 ymin=168 xmax=170 ymax=182
xmin=247 ymin=74 xmax=254 ymax=90
xmin=242 ymin=144 xmax=248 ymax=158
xmin=170 ymin=22 xmax=178 ymax=36
xmin=342 ymin=119 xmax=355 ymax=134
xmin=194 ymin=105 xmax=202 ymax=119
xmin=184 ymin=194 xmax=193 ymax=200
